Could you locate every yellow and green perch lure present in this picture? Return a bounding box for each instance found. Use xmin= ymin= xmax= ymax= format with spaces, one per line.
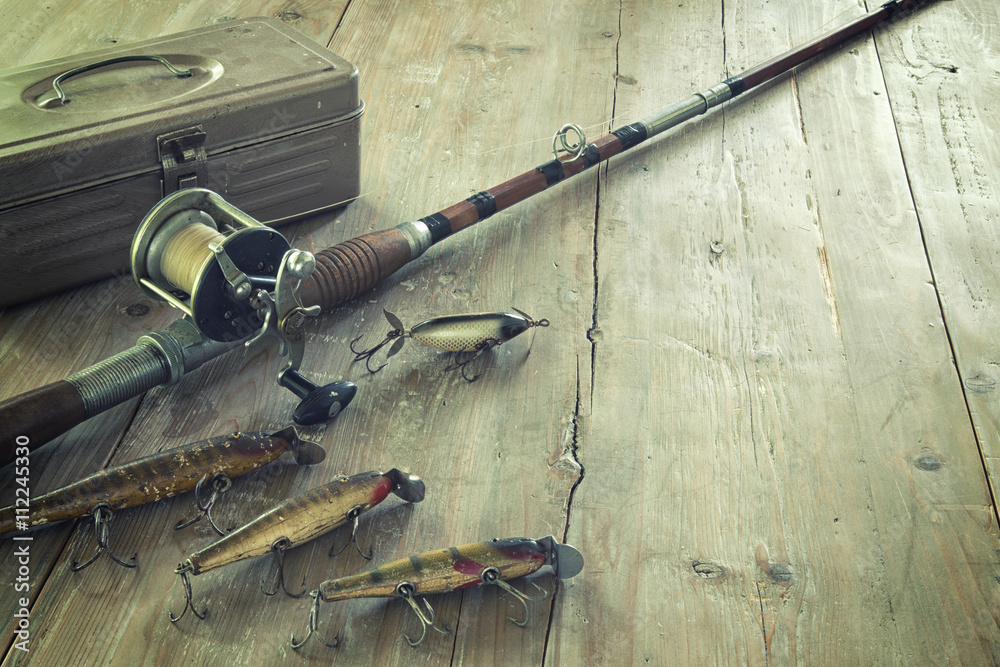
xmin=292 ymin=535 xmax=583 ymax=649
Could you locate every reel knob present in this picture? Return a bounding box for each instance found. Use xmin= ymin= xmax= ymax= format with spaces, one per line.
xmin=284 ymin=249 xmax=316 ymax=280
xmin=280 ymin=370 xmax=358 ymax=426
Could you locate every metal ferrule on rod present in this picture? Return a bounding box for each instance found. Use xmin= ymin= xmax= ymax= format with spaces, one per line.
xmin=395 ymin=219 xmax=435 ymax=259
xmin=65 ymin=318 xmax=241 ymax=417
xmin=66 ymin=343 xmax=171 ymax=417
xmin=638 ymin=82 xmax=734 ymax=139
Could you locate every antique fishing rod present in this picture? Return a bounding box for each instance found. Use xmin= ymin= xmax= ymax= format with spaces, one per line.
xmin=301 ymin=0 xmax=938 ymax=311
xmin=0 ymin=0 xmax=938 ymax=465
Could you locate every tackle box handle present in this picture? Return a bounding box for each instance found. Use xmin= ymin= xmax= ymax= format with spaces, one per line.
xmin=44 ymin=55 xmax=192 ymax=106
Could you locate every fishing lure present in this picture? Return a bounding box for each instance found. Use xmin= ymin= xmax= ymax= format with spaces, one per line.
xmin=0 ymin=427 xmax=328 ymax=571
xmin=351 ymin=308 xmax=549 ymax=381
xmin=292 ymin=535 xmax=584 ymax=649
xmin=170 ymin=468 xmax=425 ymax=622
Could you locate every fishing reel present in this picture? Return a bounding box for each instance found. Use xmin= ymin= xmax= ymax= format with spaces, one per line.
xmin=130 ymin=188 xmax=353 ymax=425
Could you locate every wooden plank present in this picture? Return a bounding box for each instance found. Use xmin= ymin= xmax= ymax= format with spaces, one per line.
xmin=0 ymin=275 xmax=179 ymax=651
xmin=1 ymin=0 xmax=605 ymax=664
xmin=552 ymin=0 xmax=1000 ymax=664
xmin=0 ymin=0 xmax=354 ymax=658
xmin=778 ymin=2 xmax=999 ymax=659
xmin=272 ymin=0 xmax=612 ymax=663
xmin=877 ymin=0 xmax=1000 ymax=500
xmin=3 ymin=0 xmax=999 ymax=665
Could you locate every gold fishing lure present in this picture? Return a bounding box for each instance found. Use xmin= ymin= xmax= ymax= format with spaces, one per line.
xmin=0 ymin=427 xmax=325 ymax=570
xmin=292 ymin=535 xmax=584 ymax=649
xmin=350 ymin=308 xmax=549 ymax=381
xmin=170 ymin=468 xmax=425 ymax=622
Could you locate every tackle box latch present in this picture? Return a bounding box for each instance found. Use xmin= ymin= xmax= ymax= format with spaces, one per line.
xmin=158 ymin=126 xmax=209 ymax=195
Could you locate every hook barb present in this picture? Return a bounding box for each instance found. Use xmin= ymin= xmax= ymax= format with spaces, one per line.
xmin=291 ymin=590 xmax=339 ymax=650
xmin=261 ymin=538 xmax=306 ymax=598
xmin=70 ymin=503 xmax=138 ymax=572
xmin=169 ymin=563 xmax=207 ymax=623
xmin=174 ymin=472 xmax=232 ymax=535
xmin=328 ymin=506 xmax=374 ymax=561
xmin=397 ymin=582 xmax=451 ymax=647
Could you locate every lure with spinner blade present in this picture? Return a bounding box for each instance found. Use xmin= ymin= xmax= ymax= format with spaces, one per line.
xmin=351 ymin=308 xmax=549 ymax=381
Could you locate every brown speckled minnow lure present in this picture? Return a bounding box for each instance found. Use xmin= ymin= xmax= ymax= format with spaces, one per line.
xmin=350 ymin=308 xmax=549 ymax=381
xmin=0 ymin=427 xmax=324 ymax=570
xmin=170 ymin=468 xmax=425 ymax=623
xmin=292 ymin=535 xmax=584 ymax=649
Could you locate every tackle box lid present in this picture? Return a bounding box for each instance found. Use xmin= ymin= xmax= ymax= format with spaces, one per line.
xmin=0 ymin=17 xmax=362 ymax=208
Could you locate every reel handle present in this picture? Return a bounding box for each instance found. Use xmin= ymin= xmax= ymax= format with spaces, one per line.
xmin=279 ymin=370 xmax=357 ymax=426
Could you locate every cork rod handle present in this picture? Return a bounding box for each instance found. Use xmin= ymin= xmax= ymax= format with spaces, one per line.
xmin=299 ymin=228 xmax=415 ymax=312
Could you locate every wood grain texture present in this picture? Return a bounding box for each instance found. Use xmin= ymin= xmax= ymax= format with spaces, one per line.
xmin=551 ymin=0 xmax=1000 ymax=664
xmin=1 ymin=0 xmax=998 ymax=665
xmin=877 ymin=0 xmax=1000 ymax=502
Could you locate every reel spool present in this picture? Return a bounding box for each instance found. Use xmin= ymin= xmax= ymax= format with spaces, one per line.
xmin=130 ymin=188 xmax=355 ymax=425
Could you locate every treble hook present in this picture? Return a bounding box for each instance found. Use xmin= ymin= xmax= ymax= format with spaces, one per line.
xmin=480 ymin=567 xmax=548 ymax=627
xmin=329 ymin=505 xmax=374 ymax=560
xmin=350 ymin=309 xmax=408 ymax=373
xmin=291 ymin=590 xmax=339 ymax=650
xmin=350 ymin=330 xmax=404 ymax=373
xmin=70 ymin=503 xmax=138 ymax=571
xmin=397 ymin=582 xmax=451 ymax=648
xmin=174 ymin=472 xmax=233 ymax=535
xmin=169 ymin=562 xmax=208 ymax=622
xmin=444 ymin=339 xmax=500 ymax=382
xmin=261 ymin=537 xmax=306 ymax=598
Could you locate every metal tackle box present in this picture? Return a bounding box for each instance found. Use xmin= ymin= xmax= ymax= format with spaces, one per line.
xmin=0 ymin=17 xmax=364 ymax=307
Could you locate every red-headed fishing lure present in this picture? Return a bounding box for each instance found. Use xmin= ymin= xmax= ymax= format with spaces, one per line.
xmin=170 ymin=468 xmax=425 ymax=622
xmin=350 ymin=308 xmax=549 ymax=381
xmin=0 ymin=427 xmax=326 ymax=571
xmin=292 ymin=535 xmax=584 ymax=649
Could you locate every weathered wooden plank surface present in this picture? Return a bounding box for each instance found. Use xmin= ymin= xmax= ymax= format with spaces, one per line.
xmin=552 ymin=0 xmax=1000 ymax=664
xmin=1 ymin=0 xmax=998 ymax=665
xmin=1 ymin=0 xmax=598 ymax=664
xmin=878 ymin=0 xmax=1000 ymax=499
xmin=0 ymin=2 xmax=351 ymax=660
